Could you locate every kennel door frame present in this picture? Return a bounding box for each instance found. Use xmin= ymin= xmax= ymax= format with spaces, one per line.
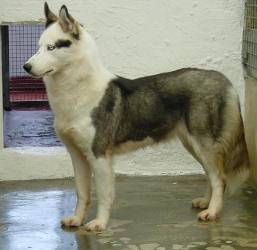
xmin=1 ymin=26 xmax=11 ymax=111
xmin=243 ymin=0 xmax=257 ymax=181
xmin=0 ymin=23 xmax=73 ymax=181
xmin=0 ymin=27 xmax=4 ymax=149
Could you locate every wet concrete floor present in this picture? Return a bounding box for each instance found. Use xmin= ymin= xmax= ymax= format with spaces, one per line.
xmin=4 ymin=110 xmax=62 ymax=147
xmin=0 ymin=175 xmax=257 ymax=250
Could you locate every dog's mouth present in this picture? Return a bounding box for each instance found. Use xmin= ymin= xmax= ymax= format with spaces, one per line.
xmin=44 ymin=69 xmax=54 ymax=75
xmin=30 ymin=69 xmax=54 ymax=78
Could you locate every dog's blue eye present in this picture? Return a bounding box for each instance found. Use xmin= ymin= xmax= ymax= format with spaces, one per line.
xmin=47 ymin=45 xmax=56 ymax=51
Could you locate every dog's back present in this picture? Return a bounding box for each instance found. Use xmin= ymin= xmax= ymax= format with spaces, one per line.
xmin=92 ymin=68 xmax=249 ymax=196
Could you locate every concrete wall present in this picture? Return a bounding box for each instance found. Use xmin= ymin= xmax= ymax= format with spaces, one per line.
xmin=0 ymin=0 xmax=245 ymax=180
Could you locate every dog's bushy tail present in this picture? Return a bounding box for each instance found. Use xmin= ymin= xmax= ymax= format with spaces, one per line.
xmin=222 ymin=88 xmax=250 ymax=195
xmin=224 ymin=128 xmax=250 ymax=195
xmin=225 ymin=129 xmax=250 ymax=195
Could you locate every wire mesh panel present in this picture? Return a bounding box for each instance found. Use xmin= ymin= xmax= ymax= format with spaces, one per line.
xmin=243 ymin=1 xmax=257 ymax=181
xmin=8 ymin=24 xmax=48 ymax=107
xmin=243 ymin=0 xmax=257 ymax=78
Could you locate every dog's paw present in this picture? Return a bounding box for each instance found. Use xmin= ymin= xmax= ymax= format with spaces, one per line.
xmin=61 ymin=215 xmax=83 ymax=227
xmin=197 ymin=209 xmax=218 ymax=221
xmin=85 ymin=218 xmax=106 ymax=232
xmin=192 ymin=197 xmax=209 ymax=209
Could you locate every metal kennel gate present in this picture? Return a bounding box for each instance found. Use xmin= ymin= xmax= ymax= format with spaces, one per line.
xmin=243 ymin=0 xmax=257 ymax=77
xmin=2 ymin=24 xmax=48 ymax=110
xmin=243 ymin=0 xmax=257 ymax=180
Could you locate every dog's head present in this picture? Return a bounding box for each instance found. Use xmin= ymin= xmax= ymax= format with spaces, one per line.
xmin=23 ymin=3 xmax=84 ymax=78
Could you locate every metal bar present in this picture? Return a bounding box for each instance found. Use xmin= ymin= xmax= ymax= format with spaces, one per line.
xmin=1 ymin=26 xmax=11 ymax=111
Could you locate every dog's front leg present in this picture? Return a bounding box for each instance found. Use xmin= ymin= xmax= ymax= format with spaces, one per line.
xmin=85 ymin=155 xmax=115 ymax=232
xmin=59 ymin=124 xmax=114 ymax=231
xmin=61 ymin=139 xmax=92 ymax=227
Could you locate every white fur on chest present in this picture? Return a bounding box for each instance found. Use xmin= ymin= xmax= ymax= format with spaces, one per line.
xmin=44 ymin=69 xmax=113 ymax=132
xmin=45 ymin=74 xmax=110 ymax=153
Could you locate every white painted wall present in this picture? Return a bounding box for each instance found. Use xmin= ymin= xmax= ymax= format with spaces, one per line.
xmin=0 ymin=0 xmax=245 ymax=180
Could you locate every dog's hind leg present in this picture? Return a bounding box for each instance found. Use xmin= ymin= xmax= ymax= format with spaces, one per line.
xmin=178 ymin=128 xmax=212 ymax=210
xmin=198 ymin=174 xmax=225 ymax=221
xmin=196 ymin=150 xmax=226 ymax=221
xmin=60 ymin=138 xmax=92 ymax=227
xmin=179 ymin=131 xmax=225 ymax=220
xmin=192 ymin=184 xmax=212 ymax=209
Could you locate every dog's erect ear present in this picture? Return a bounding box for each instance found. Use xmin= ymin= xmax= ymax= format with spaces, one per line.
xmin=44 ymin=2 xmax=57 ymax=28
xmin=59 ymin=5 xmax=80 ymax=39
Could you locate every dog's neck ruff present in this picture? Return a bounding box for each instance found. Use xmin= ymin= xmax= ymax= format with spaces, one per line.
xmin=43 ymin=30 xmax=114 ymax=120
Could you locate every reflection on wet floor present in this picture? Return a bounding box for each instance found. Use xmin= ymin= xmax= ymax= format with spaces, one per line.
xmin=0 ymin=175 xmax=257 ymax=250
xmin=4 ymin=110 xmax=62 ymax=147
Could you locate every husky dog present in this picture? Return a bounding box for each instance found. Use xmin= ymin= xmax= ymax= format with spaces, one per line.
xmin=24 ymin=3 xmax=250 ymax=232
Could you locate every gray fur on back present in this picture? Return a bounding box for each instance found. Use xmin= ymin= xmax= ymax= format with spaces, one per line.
xmin=91 ymin=68 xmax=234 ymax=157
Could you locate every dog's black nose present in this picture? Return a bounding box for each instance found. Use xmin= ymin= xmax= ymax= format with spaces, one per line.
xmin=23 ymin=63 xmax=32 ymax=73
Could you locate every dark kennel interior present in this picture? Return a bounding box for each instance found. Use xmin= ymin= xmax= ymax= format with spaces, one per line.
xmin=1 ymin=24 xmax=61 ymax=147
xmin=2 ymin=24 xmax=48 ymax=110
